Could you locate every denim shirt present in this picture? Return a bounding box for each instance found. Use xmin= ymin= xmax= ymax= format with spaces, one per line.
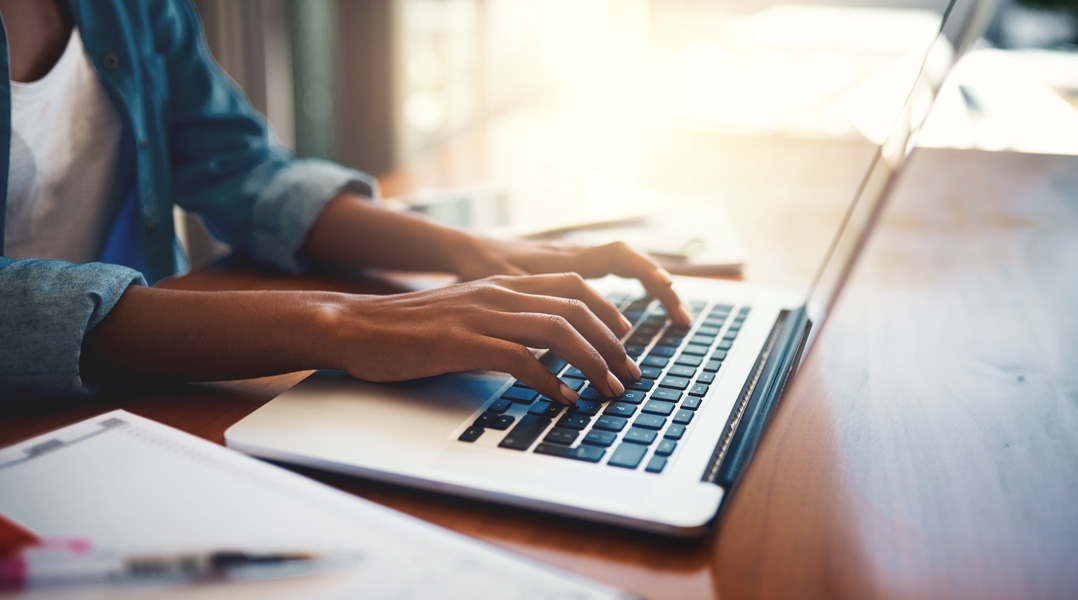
xmin=0 ymin=0 xmax=376 ymax=398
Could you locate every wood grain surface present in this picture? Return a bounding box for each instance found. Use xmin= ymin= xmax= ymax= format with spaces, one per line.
xmin=1 ymin=146 xmax=1075 ymax=600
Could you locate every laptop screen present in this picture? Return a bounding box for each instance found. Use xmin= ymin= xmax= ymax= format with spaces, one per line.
xmin=800 ymin=0 xmax=993 ymax=352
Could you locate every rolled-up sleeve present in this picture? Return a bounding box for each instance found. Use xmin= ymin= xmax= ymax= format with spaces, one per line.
xmin=250 ymin=159 xmax=377 ymax=273
xmin=0 ymin=258 xmax=145 ymax=398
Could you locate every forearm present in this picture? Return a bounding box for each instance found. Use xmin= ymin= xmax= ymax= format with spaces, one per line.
xmin=301 ymin=191 xmax=485 ymax=274
xmin=80 ymin=286 xmax=345 ymax=385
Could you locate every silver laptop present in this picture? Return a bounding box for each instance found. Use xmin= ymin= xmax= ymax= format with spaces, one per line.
xmin=226 ymin=0 xmax=988 ymax=537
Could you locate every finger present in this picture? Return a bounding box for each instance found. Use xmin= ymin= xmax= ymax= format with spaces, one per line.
xmin=495 ymin=293 xmax=637 ymax=383
xmin=497 ymin=272 xmax=633 ymax=336
xmin=473 ymin=337 xmax=580 ymax=404
xmin=477 ymin=311 xmax=626 ymax=398
xmin=458 ymin=260 xmax=529 ymax=281
xmin=577 ymin=242 xmax=692 ymax=327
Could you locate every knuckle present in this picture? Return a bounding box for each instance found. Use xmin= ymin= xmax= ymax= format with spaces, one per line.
xmin=562 ymin=271 xmax=586 ymax=285
xmin=542 ymin=313 xmax=570 ymax=335
xmin=505 ymin=344 xmax=535 ymax=367
xmin=564 ymin=298 xmax=588 ymax=315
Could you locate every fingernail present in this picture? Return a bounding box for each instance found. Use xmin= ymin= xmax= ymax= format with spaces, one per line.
xmin=625 ymin=357 xmax=642 ymax=379
xmin=618 ymin=314 xmax=633 ymax=334
xmin=606 ymin=371 xmax=625 ymax=397
xmin=656 ymin=267 xmax=674 ymax=285
xmin=560 ymin=383 xmax=579 ymax=404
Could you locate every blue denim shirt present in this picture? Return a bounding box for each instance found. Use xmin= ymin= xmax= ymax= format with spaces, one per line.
xmin=0 ymin=0 xmax=376 ymax=398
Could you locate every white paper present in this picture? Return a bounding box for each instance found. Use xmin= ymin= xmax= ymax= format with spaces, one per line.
xmin=0 ymin=411 xmax=630 ymax=599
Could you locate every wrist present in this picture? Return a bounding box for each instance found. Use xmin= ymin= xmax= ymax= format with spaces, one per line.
xmin=298 ymin=292 xmax=358 ymax=372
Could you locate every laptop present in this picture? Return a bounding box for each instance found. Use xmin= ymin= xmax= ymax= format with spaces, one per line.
xmin=226 ymin=0 xmax=989 ymax=537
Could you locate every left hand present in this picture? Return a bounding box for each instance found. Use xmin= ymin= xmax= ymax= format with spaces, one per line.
xmin=455 ymin=236 xmax=692 ymax=327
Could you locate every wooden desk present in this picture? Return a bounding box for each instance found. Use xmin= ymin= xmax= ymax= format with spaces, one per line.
xmin=2 ymin=146 xmax=1076 ymax=600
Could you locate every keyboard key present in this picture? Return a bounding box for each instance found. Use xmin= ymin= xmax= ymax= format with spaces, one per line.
xmin=571 ymin=445 xmax=606 ymax=462
xmin=474 ymin=412 xmax=499 ymax=428
xmin=673 ymin=409 xmax=694 ymax=424
xmin=540 ymin=352 xmax=568 ymax=374
xmin=703 ymin=360 xmax=722 ymax=373
xmin=560 ymin=376 xmax=586 ymax=391
xmin=664 ymin=365 xmax=692 ymax=379
xmin=711 ymin=350 xmax=729 ymax=361
xmin=624 ymin=345 xmax=647 ymax=357
xmin=645 ymin=455 xmax=668 ymax=473
xmin=674 ymin=355 xmax=703 ymax=367
xmin=608 ymin=443 xmax=648 ymax=469
xmin=664 ymin=424 xmax=687 ymax=440
xmin=682 ymin=396 xmax=702 ymax=410
xmin=642 ymin=355 xmax=669 ymax=368
xmin=557 ymin=414 xmax=591 ymax=430
xmin=659 ymin=376 xmax=690 ymax=390
xmin=716 ymin=340 xmax=733 ymax=351
xmin=543 ymin=428 xmax=579 ymax=445
xmin=594 ymin=415 xmax=628 ymax=432
xmin=696 ymin=325 xmax=721 ymax=336
xmin=616 ymin=390 xmax=647 ymax=404
xmin=655 ymin=439 xmax=677 ymax=456
xmin=626 ymin=333 xmax=653 ymax=346
xmin=642 ymin=400 xmax=677 ymax=416
xmin=563 ymin=366 xmax=585 ymax=379
xmin=534 ymin=443 xmax=573 ymax=458
xmin=689 ymin=383 xmax=709 ymax=397
xmin=582 ymin=429 xmax=618 ymax=447
xmin=491 ymin=415 xmax=515 ymax=430
xmin=499 ymin=415 xmax=552 ymax=450
xmin=633 ymin=414 xmax=667 ymax=430
xmin=580 ymin=387 xmax=603 ymax=400
xmin=624 ymin=427 xmax=658 ymax=445
xmin=488 ymin=398 xmax=512 ymax=413
xmin=682 ymin=344 xmax=710 ymax=356
xmin=502 ymin=387 xmax=538 ymax=403
xmin=639 ymin=365 xmax=664 ymax=380
xmin=458 ymin=427 xmax=484 ymax=442
xmin=569 ymin=399 xmax=601 ymax=415
xmin=648 ymin=346 xmax=676 ymax=357
xmin=690 ymin=335 xmax=716 ymax=347
xmin=696 ymin=372 xmax=716 ymax=384
xmin=528 ymin=400 xmax=563 ymax=418
xmin=652 ymin=388 xmax=682 ymax=402
xmin=626 ymin=378 xmax=655 ymax=392
xmin=658 ymin=334 xmax=685 ymax=346
xmin=603 ymin=402 xmax=637 ymax=418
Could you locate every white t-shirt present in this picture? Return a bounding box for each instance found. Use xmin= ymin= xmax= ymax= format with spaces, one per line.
xmin=4 ymin=27 xmax=123 ymax=263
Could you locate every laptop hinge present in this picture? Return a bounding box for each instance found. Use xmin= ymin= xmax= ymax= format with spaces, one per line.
xmin=701 ymin=306 xmax=810 ymax=485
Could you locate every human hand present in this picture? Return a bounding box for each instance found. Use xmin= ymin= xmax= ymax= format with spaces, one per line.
xmin=322 ymin=273 xmax=644 ymax=403
xmin=454 ymin=237 xmax=692 ymax=327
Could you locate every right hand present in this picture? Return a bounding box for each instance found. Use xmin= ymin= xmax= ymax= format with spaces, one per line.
xmin=319 ymin=273 xmax=643 ymax=403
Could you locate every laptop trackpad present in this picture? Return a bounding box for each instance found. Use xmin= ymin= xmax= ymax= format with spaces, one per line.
xmin=231 ymin=370 xmax=506 ymax=456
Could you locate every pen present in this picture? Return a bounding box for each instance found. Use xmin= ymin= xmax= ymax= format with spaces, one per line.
xmin=0 ymin=547 xmax=325 ymax=589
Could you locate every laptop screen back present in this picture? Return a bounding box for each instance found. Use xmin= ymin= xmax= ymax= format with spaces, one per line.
xmin=800 ymin=0 xmax=993 ymax=352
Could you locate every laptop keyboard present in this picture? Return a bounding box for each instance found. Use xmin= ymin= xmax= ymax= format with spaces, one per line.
xmin=457 ymin=293 xmax=749 ymax=474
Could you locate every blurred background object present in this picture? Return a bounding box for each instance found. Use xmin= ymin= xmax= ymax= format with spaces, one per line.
xmin=179 ymin=0 xmax=1078 ymax=269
